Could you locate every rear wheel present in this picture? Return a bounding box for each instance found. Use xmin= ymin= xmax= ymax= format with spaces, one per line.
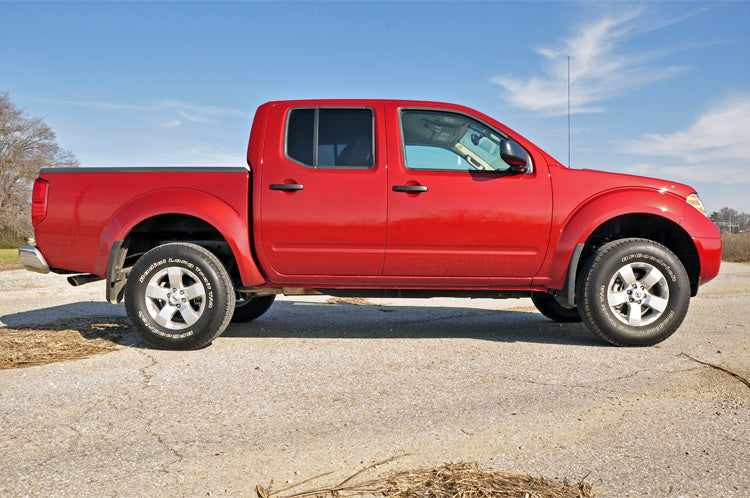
xmin=232 ymin=294 xmax=275 ymax=322
xmin=125 ymin=243 xmax=235 ymax=350
xmin=531 ymin=292 xmax=582 ymax=322
xmin=577 ymin=238 xmax=690 ymax=346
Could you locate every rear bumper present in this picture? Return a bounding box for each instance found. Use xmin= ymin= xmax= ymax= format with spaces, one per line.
xmin=18 ymin=246 xmax=50 ymax=274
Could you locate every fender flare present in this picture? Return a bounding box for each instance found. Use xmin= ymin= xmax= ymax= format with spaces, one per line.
xmin=536 ymin=188 xmax=689 ymax=299
xmin=94 ymin=187 xmax=265 ymax=287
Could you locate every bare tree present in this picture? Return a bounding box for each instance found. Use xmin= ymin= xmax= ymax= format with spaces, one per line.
xmin=0 ymin=93 xmax=78 ymax=246
xmin=710 ymin=206 xmax=750 ymax=234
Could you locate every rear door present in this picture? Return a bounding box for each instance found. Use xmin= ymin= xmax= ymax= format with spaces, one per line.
xmin=383 ymin=104 xmax=552 ymax=280
xmin=257 ymin=102 xmax=387 ymax=279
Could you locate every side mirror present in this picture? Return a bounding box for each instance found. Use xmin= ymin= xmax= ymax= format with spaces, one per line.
xmin=500 ymin=140 xmax=528 ymax=173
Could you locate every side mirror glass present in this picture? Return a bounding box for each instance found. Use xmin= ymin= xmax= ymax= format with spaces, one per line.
xmin=500 ymin=140 xmax=528 ymax=173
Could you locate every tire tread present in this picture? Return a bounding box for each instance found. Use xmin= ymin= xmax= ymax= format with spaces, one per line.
xmin=125 ymin=243 xmax=235 ymax=350
xmin=576 ymin=237 xmax=689 ymax=347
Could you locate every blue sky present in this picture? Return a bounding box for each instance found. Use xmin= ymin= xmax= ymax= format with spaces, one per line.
xmin=2 ymin=0 xmax=750 ymax=213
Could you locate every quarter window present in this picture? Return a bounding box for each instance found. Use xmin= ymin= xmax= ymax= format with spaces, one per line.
xmin=400 ymin=110 xmax=532 ymax=173
xmin=286 ymin=108 xmax=374 ymax=168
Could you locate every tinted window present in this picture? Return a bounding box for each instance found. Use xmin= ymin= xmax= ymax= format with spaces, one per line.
xmin=287 ymin=109 xmax=315 ymax=166
xmin=286 ymin=108 xmax=374 ymax=168
xmin=400 ymin=110 xmax=531 ymax=173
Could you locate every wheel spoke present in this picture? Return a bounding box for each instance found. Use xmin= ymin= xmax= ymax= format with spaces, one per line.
xmin=155 ymin=304 xmax=178 ymax=327
xmin=645 ymin=294 xmax=668 ymax=313
xmin=178 ymin=305 xmax=201 ymax=326
xmin=618 ymin=264 xmax=637 ymax=286
xmin=145 ymin=283 xmax=169 ymax=301
xmin=640 ymin=267 xmax=664 ymax=291
xmin=183 ymin=283 xmax=205 ymax=300
xmin=608 ymin=290 xmax=629 ymax=307
xmin=167 ymin=267 xmax=183 ymax=290
xmin=627 ymin=303 xmax=643 ymax=326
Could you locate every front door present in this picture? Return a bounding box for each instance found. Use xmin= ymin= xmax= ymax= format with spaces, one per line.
xmin=383 ymin=105 xmax=552 ymax=280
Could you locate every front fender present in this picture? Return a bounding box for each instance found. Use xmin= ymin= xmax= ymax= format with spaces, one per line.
xmin=94 ymin=188 xmax=265 ymax=286
xmin=535 ymin=188 xmax=688 ymax=290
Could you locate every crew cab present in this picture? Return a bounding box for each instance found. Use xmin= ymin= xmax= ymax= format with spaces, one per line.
xmin=19 ymin=100 xmax=722 ymax=349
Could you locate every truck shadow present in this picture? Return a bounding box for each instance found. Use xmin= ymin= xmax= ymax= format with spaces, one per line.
xmin=1 ymin=300 xmax=602 ymax=347
xmin=222 ymin=300 xmax=601 ymax=347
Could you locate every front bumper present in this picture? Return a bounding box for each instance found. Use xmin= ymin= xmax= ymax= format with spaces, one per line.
xmin=18 ymin=246 xmax=50 ymax=274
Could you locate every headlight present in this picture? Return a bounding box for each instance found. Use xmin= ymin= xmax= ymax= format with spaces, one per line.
xmin=686 ymin=193 xmax=707 ymax=216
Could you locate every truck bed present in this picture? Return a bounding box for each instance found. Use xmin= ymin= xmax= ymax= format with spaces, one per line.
xmin=35 ymin=167 xmax=250 ymax=277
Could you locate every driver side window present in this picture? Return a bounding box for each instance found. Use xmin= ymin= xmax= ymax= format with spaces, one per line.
xmin=400 ymin=110 xmax=531 ymax=173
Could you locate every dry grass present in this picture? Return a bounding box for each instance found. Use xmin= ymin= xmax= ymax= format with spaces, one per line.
xmin=0 ymin=247 xmax=18 ymax=262
xmin=326 ymin=297 xmax=382 ymax=306
xmin=257 ymin=461 xmax=595 ymax=498
xmin=722 ymin=233 xmax=750 ymax=263
xmin=0 ymin=317 xmax=131 ymax=369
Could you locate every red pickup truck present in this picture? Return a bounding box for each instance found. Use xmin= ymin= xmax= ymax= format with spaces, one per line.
xmin=19 ymin=99 xmax=722 ymax=349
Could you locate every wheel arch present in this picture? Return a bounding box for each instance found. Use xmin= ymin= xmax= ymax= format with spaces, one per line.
xmin=540 ymin=189 xmax=701 ymax=304
xmin=95 ymin=189 xmax=265 ymax=302
xmin=578 ymin=213 xmax=700 ymax=295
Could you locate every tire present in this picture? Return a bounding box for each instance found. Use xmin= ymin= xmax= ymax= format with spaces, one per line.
xmin=125 ymin=243 xmax=235 ymax=350
xmin=232 ymin=294 xmax=275 ymax=322
xmin=531 ymin=292 xmax=582 ymax=323
xmin=576 ymin=238 xmax=690 ymax=346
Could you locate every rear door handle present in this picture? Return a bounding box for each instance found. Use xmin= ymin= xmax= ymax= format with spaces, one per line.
xmin=393 ymin=185 xmax=428 ymax=193
xmin=270 ymin=184 xmax=304 ymax=192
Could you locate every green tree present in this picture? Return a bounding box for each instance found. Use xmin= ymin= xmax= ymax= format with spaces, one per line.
xmin=0 ymin=93 xmax=78 ymax=246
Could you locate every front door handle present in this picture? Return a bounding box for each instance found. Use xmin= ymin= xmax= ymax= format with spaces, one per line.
xmin=270 ymin=183 xmax=304 ymax=192
xmin=393 ymin=185 xmax=428 ymax=193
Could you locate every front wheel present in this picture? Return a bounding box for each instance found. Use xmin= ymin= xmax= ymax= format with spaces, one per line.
xmin=125 ymin=243 xmax=235 ymax=350
xmin=577 ymin=238 xmax=690 ymax=346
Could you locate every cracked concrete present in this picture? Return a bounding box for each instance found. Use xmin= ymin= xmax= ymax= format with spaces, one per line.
xmin=0 ymin=264 xmax=748 ymax=496
xmin=137 ymin=349 xmax=158 ymax=388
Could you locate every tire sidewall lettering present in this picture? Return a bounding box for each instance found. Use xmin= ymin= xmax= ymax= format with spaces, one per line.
xmin=139 ymin=258 xmax=167 ymax=284
xmin=125 ymin=243 xmax=234 ymax=350
xmin=134 ymin=257 xmax=213 ymax=339
xmin=582 ymin=239 xmax=690 ymax=346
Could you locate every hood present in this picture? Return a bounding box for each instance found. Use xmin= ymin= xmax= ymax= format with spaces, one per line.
xmin=550 ymin=164 xmax=697 ymax=202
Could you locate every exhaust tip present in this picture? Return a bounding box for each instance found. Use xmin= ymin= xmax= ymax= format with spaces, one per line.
xmin=67 ymin=274 xmax=104 ymax=287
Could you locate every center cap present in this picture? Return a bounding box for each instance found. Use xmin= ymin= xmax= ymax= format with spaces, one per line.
xmin=168 ymin=291 xmax=182 ymax=306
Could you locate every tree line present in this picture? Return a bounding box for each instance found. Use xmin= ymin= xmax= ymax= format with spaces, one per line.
xmin=0 ymin=93 xmax=78 ymax=247
xmin=710 ymin=207 xmax=750 ymax=234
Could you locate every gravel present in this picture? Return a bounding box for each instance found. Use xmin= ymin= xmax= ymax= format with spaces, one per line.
xmin=0 ymin=264 xmax=748 ymax=497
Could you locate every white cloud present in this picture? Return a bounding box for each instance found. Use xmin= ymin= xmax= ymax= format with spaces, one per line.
xmin=491 ymin=7 xmax=690 ymax=116
xmin=39 ymin=97 xmax=251 ymax=121
xmin=161 ymin=119 xmax=182 ymax=128
xmin=621 ymin=95 xmax=750 ymax=186
xmin=624 ymin=96 xmax=750 ymax=171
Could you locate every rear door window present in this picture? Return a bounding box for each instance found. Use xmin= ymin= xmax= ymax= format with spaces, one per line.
xmin=286 ymin=108 xmax=374 ymax=168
